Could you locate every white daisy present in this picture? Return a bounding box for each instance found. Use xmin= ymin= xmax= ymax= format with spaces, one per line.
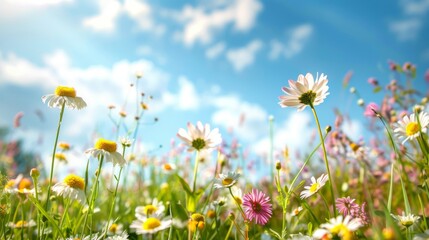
xmin=394 ymin=111 xmax=429 ymax=144
xmin=279 ymin=73 xmax=329 ymax=111
xmin=106 ymin=231 xmax=128 ymax=240
xmin=120 ymin=136 xmax=134 ymax=148
xmin=391 ymin=212 xmax=420 ymax=228
xmin=130 ymin=217 xmax=172 ymax=235
xmin=85 ymin=138 xmax=126 ymax=167
xmin=106 ymin=222 xmax=124 ymax=236
xmin=177 ymin=121 xmax=222 ymax=152
xmin=135 ymin=199 xmax=165 ymax=219
xmin=230 ymin=186 xmax=243 ymax=205
xmin=7 ymin=220 xmax=36 ymax=228
xmin=313 ymin=215 xmax=362 ymax=239
xmin=52 ymin=174 xmax=86 ymax=205
xmin=214 ymin=171 xmax=240 ymax=189
xmin=300 ymin=173 xmax=329 ymax=199
xmin=64 ymin=233 xmax=99 ymax=240
xmin=292 ymin=206 xmax=303 ymax=216
xmin=42 ymin=86 xmax=87 ymax=110
xmin=161 ymin=163 xmax=177 ymax=174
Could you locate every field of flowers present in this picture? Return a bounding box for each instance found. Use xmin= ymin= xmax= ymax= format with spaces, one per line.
xmin=1 ymin=61 xmax=429 ymax=240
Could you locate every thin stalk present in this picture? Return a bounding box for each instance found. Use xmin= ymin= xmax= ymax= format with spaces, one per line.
xmin=31 ymin=176 xmax=41 ymax=238
xmin=310 ymin=106 xmax=336 ymax=216
xmin=191 ymin=151 xmax=200 ymax=193
xmin=45 ymin=101 xmax=66 ymax=210
xmin=81 ymin=155 xmax=104 ymax=237
xmin=223 ymin=219 xmax=234 ymax=240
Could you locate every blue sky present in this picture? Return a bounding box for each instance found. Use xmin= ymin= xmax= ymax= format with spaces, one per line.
xmin=0 ymin=0 xmax=428 ymax=172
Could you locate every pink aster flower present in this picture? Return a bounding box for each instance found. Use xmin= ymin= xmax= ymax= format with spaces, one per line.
xmin=242 ymin=189 xmax=272 ymax=225
xmin=364 ymin=102 xmax=379 ymax=117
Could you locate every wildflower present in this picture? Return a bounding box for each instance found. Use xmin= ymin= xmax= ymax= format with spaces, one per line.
xmin=106 ymin=231 xmax=128 ymax=240
xmin=382 ymin=228 xmax=395 ymax=240
xmin=357 ymin=99 xmax=364 ymax=106
xmin=85 ymin=138 xmax=126 ymax=167
xmin=107 ymin=222 xmax=123 ymax=236
xmin=7 ymin=220 xmax=36 ymax=228
xmin=279 ymin=72 xmax=329 ymax=111
xmin=64 ymin=233 xmax=99 ymax=240
xmin=135 ymin=199 xmax=165 ymax=218
xmin=130 ymin=217 xmax=171 ymax=235
xmin=42 ymin=86 xmax=87 ymax=110
xmin=213 ymin=171 xmax=240 ymax=189
xmin=292 ymin=206 xmax=303 ymax=216
xmin=177 ymin=121 xmax=222 ymax=152
xmin=52 ymin=174 xmax=86 ymax=204
xmin=206 ymin=210 xmax=216 ymax=219
xmin=394 ymin=111 xmax=429 ymax=144
xmin=213 ymin=196 xmax=227 ymax=207
xmin=230 ymin=186 xmax=243 ymax=205
xmin=242 ymin=189 xmax=273 ymax=225
xmin=188 ymin=213 xmax=205 ymax=232
xmin=161 ymin=163 xmax=176 ymax=174
xmin=349 ymin=87 xmax=356 ymax=94
xmin=120 ymin=136 xmax=134 ymax=148
xmin=141 ymin=102 xmax=149 ymax=110
xmin=58 ymin=142 xmax=71 ymax=151
xmin=313 ymin=215 xmax=362 ymax=239
xmin=13 ymin=112 xmax=24 ymax=128
xmin=300 ymin=174 xmax=329 ymax=199
xmin=364 ymin=102 xmax=379 ymax=117
xmin=335 ymin=197 xmax=371 ymax=225
xmin=119 ymin=111 xmax=127 ymax=118
xmin=55 ymin=153 xmax=67 ymax=162
xmin=391 ymin=212 xmax=420 ymax=228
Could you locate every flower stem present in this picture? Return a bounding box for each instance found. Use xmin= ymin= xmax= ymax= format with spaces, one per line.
xmin=45 ymin=101 xmax=66 ymax=210
xmin=310 ymin=106 xmax=336 ymax=217
xmin=192 ymin=151 xmax=200 ymax=193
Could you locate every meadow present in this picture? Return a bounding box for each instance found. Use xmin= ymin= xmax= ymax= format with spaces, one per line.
xmin=1 ymin=61 xmax=429 ymax=240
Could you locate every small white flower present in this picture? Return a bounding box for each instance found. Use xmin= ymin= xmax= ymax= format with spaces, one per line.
xmin=292 ymin=206 xmax=303 ymax=216
xmin=279 ymin=73 xmax=329 ymax=111
xmin=177 ymin=121 xmax=222 ymax=152
xmin=120 ymin=136 xmax=134 ymax=147
xmin=106 ymin=231 xmax=128 ymax=240
xmin=85 ymin=138 xmax=126 ymax=167
xmin=300 ymin=174 xmax=329 ymax=199
xmin=313 ymin=215 xmax=362 ymax=239
xmin=135 ymin=199 xmax=165 ymax=219
xmin=161 ymin=163 xmax=176 ymax=174
xmin=42 ymin=86 xmax=86 ymax=110
xmin=394 ymin=111 xmax=429 ymax=144
xmin=52 ymin=174 xmax=86 ymax=205
xmin=106 ymin=222 xmax=124 ymax=236
xmin=214 ymin=171 xmax=240 ymax=189
xmin=64 ymin=233 xmax=99 ymax=240
xmin=130 ymin=217 xmax=171 ymax=235
xmin=7 ymin=220 xmax=36 ymax=228
xmin=230 ymin=186 xmax=243 ymax=205
xmin=391 ymin=212 xmax=420 ymax=228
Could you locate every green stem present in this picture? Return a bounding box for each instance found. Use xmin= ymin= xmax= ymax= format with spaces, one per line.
xmin=31 ymin=177 xmax=41 ymax=238
xmin=223 ymin=219 xmax=234 ymax=240
xmin=228 ymin=188 xmax=246 ymax=220
xmin=45 ymin=101 xmax=66 ymax=210
xmin=192 ymin=151 xmax=200 ymax=193
xmin=81 ymin=155 xmax=104 ymax=237
xmin=310 ymin=106 xmax=336 ymax=217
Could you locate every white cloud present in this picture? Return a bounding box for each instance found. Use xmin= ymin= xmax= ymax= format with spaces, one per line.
xmin=205 ymin=42 xmax=226 ymax=59
xmin=402 ymin=0 xmax=429 ymax=15
xmin=226 ymin=39 xmax=263 ymax=71
xmin=83 ymin=0 xmax=164 ymax=34
xmin=389 ymin=18 xmax=421 ymax=41
xmin=269 ymin=24 xmax=313 ymax=60
xmin=252 ymin=111 xmax=313 ymax=158
xmin=211 ymin=95 xmax=268 ymax=141
xmin=155 ymin=76 xmax=200 ymax=112
xmin=174 ymin=0 xmax=262 ymax=46
xmin=341 ymin=119 xmax=363 ymax=141
xmin=83 ymin=0 xmax=122 ymax=33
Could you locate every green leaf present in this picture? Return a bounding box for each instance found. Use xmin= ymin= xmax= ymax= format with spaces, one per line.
xmin=28 ymin=196 xmax=65 ymax=239
xmin=265 ymin=229 xmax=281 ymax=240
xmin=176 ymin=174 xmax=192 ymax=196
xmin=373 ymin=86 xmax=382 ymax=93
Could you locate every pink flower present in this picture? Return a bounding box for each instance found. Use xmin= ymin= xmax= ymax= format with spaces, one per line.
xmin=13 ymin=112 xmax=24 ymax=128
xmin=367 ymin=77 xmax=378 ymax=86
xmin=425 ymin=69 xmax=429 ymax=83
xmin=336 ymin=197 xmax=359 ymax=216
xmin=242 ymin=189 xmax=272 ymax=225
xmin=364 ymin=102 xmax=379 ymax=117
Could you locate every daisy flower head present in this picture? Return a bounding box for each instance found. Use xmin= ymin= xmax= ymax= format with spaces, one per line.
xmin=279 ymin=73 xmax=329 ymax=111
xmin=188 ymin=213 xmax=205 ymax=232
xmin=85 ymin=138 xmax=126 ymax=167
xmin=7 ymin=220 xmax=36 ymax=229
xmin=230 ymin=186 xmax=243 ymax=205
xmin=161 ymin=163 xmax=176 ymax=174
xmin=135 ymin=199 xmax=165 ymax=219
xmin=213 ymin=171 xmax=240 ymax=189
xmin=106 ymin=222 xmax=124 ymax=236
xmin=242 ymin=189 xmax=273 ymax=225
xmin=335 ymin=197 xmax=359 ymax=216
xmin=391 ymin=212 xmax=420 ymax=228
xmin=394 ymin=111 xmax=429 ymax=144
xmin=313 ymin=215 xmax=362 ymax=240
xmin=130 ymin=217 xmax=171 ymax=235
xmin=177 ymin=121 xmax=222 ymax=152
xmin=42 ymin=86 xmax=87 ymax=110
xmin=52 ymin=174 xmax=86 ymax=204
xmin=300 ymin=173 xmax=329 ymax=199
xmin=120 ymin=136 xmax=134 ymax=148
xmin=105 ymin=231 xmax=128 ymax=240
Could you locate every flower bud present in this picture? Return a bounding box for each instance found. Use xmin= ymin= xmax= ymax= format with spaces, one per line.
xmin=275 ymin=161 xmax=281 ymax=170
xmin=30 ymin=168 xmax=40 ymax=178
xmin=325 ymin=125 xmax=332 ymax=133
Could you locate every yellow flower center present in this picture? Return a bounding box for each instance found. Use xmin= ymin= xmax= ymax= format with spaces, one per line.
xmin=349 ymin=142 xmax=360 ymax=152
xmin=64 ymin=174 xmax=85 ymax=190
xmin=163 ymin=164 xmax=172 ymax=171
xmin=5 ymin=180 xmax=15 ymax=189
xmin=191 ymin=213 xmax=205 ymax=222
xmin=15 ymin=220 xmax=27 ymax=228
xmin=330 ymin=223 xmax=352 ymax=239
xmin=299 ymin=90 xmax=317 ymax=106
xmin=234 ymin=196 xmax=242 ymax=205
xmin=55 ymin=153 xmax=67 ymax=161
xmin=55 ymin=86 xmax=76 ymax=97
xmin=309 ymin=183 xmax=320 ymax=193
xmin=58 ymin=142 xmax=70 ymax=150
xmin=401 ymin=219 xmax=414 ymax=227
xmin=109 ymin=223 xmax=118 ymax=233
xmin=95 ymin=139 xmax=117 ymax=152
xmin=191 ymin=138 xmax=206 ymax=151
xmin=143 ymin=218 xmax=161 ymax=230
xmin=222 ymin=177 xmax=234 ymax=186
xmin=18 ymin=178 xmax=32 ymax=190
xmin=144 ymin=205 xmax=158 ymax=215
xmin=405 ymin=122 xmax=420 ymax=136
xmin=207 ymin=210 xmax=216 ymax=219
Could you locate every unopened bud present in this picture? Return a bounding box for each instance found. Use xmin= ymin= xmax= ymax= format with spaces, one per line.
xmin=30 ymin=168 xmax=40 ymax=178
xmin=325 ymin=125 xmax=332 ymax=133
xmin=349 ymin=87 xmax=356 ymax=93
xmin=357 ymin=99 xmax=364 ymax=106
xmin=275 ymin=161 xmax=281 ymax=170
